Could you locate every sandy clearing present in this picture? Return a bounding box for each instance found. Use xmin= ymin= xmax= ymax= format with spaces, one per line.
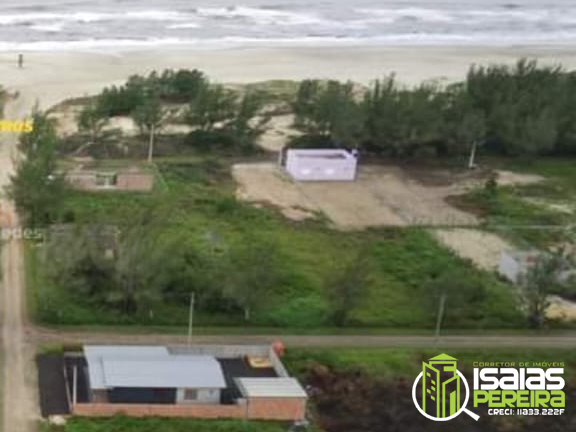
xmin=431 ymin=229 xmax=515 ymax=271
xmin=257 ymin=114 xmax=301 ymax=152
xmin=547 ymin=296 xmax=576 ymax=321
xmin=524 ymin=197 xmax=576 ymax=215
xmin=232 ymin=163 xmax=319 ymax=221
xmin=494 ymin=170 xmax=545 ymax=187
xmin=50 ymin=106 xmax=194 ymax=138
xmin=233 ymin=163 xmax=478 ymax=229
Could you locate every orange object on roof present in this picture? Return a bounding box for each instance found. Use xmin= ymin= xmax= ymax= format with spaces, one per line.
xmin=272 ymin=340 xmax=285 ymax=357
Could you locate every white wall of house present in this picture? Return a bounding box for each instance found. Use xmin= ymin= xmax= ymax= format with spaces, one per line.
xmin=176 ymin=388 xmax=221 ymax=404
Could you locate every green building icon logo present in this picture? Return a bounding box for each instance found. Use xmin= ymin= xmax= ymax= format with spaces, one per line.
xmin=421 ymin=354 xmax=461 ymax=418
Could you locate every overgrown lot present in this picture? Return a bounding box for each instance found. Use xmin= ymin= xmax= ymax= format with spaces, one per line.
xmin=286 ymin=347 xmax=576 ymax=432
xmin=450 ymin=158 xmax=576 ymax=247
xmin=28 ymin=158 xmax=522 ymax=330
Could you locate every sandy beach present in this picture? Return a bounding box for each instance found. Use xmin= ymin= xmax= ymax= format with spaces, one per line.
xmin=0 ymin=45 xmax=575 ymax=110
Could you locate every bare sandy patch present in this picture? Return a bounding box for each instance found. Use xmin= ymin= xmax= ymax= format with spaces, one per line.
xmin=431 ymin=228 xmax=514 ymax=270
xmin=547 ymin=296 xmax=576 ymax=321
xmin=257 ymin=114 xmax=301 ymax=152
xmin=232 ymin=163 xmax=319 ymax=221
xmin=494 ymin=170 xmax=545 ymax=186
xmin=524 ymin=197 xmax=575 ymax=215
xmin=50 ymin=105 xmax=193 ymax=138
xmin=431 ymin=229 xmax=576 ymax=322
xmin=233 ymin=163 xmax=478 ymax=229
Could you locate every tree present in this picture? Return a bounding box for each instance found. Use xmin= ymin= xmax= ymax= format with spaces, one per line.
xmin=227 ymin=91 xmax=268 ymax=152
xmin=77 ymin=103 xmax=112 ymax=155
xmin=186 ymin=85 xmax=266 ymax=153
xmin=424 ymin=268 xmax=487 ymax=334
xmin=293 ymin=79 xmax=321 ymax=130
xmin=293 ymin=80 xmax=363 ymax=148
xmin=131 ymin=95 xmax=172 ymax=162
xmin=157 ymin=69 xmax=207 ymax=103
xmin=326 ymin=249 xmax=373 ymax=327
xmin=44 ymin=208 xmax=180 ymax=316
xmin=223 ymin=236 xmax=282 ymax=321
xmin=7 ymin=110 xmax=68 ymax=227
xmin=19 ymin=108 xmax=59 ymax=157
xmin=187 ymin=84 xmax=236 ymax=132
xmin=519 ymin=252 xmax=566 ymax=328
xmin=110 ymin=220 xmax=168 ymax=314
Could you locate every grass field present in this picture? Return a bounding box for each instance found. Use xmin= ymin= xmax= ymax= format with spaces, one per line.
xmin=27 ymin=157 xmax=523 ymax=330
xmin=41 ymin=417 xmax=308 ymax=432
xmin=454 ymin=157 xmax=576 ymax=247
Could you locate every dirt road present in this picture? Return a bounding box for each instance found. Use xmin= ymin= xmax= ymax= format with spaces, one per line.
xmin=32 ymin=327 xmax=576 ymax=349
xmin=0 ymin=94 xmax=37 ymax=432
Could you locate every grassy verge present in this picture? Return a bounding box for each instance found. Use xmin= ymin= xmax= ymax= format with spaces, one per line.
xmin=40 ymin=417 xmax=311 ymax=432
xmin=34 ymin=323 xmax=576 ymax=336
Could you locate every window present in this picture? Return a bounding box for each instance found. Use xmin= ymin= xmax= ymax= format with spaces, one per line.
xmin=95 ymin=173 xmax=117 ymax=188
xmin=184 ymin=389 xmax=198 ymax=400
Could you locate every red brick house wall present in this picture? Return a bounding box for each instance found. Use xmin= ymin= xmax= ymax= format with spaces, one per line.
xmin=116 ymin=173 xmax=154 ymax=191
xmin=72 ymin=397 xmax=306 ymax=421
xmin=247 ymin=398 xmax=307 ymax=421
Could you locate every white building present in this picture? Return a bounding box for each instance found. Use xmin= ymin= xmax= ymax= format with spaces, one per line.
xmin=84 ymin=346 xmax=226 ymax=405
xmin=281 ymin=148 xmax=358 ymax=181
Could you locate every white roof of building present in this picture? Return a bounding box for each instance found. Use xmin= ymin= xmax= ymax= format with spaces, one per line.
xmin=236 ymin=378 xmax=307 ymax=399
xmin=102 ymin=357 xmax=226 ymax=389
xmin=84 ymin=345 xmax=226 ymax=390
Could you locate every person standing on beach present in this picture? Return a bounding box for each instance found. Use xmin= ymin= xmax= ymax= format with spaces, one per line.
xmin=18 ymin=54 xmax=23 ymax=68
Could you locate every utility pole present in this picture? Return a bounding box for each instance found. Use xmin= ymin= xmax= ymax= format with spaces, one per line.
xmin=147 ymin=123 xmax=155 ymax=163
xmin=187 ymin=292 xmax=195 ymax=347
xmin=468 ymin=140 xmax=478 ymax=169
xmin=435 ymin=292 xmax=447 ymax=343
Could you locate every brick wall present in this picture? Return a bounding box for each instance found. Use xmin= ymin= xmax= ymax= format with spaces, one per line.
xmin=247 ymin=398 xmax=307 ymax=421
xmin=72 ymin=397 xmax=306 ymax=421
xmin=116 ymin=173 xmax=154 ymax=191
xmin=73 ymin=403 xmax=244 ymax=418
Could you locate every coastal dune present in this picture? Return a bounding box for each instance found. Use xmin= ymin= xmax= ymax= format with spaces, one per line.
xmin=0 ymin=45 xmax=576 ymax=110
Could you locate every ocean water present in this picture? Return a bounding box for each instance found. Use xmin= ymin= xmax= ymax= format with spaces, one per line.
xmin=0 ymin=0 xmax=574 ymax=50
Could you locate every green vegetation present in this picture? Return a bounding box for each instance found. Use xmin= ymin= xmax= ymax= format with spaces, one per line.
xmin=15 ymin=63 xmax=576 ymax=333
xmin=286 ymin=347 xmax=576 ymax=379
xmin=450 ymin=157 xmax=576 ymax=247
xmin=26 ymin=158 xmax=522 ymax=329
xmin=288 ymin=347 xmax=576 ymax=431
xmin=82 ymin=69 xmax=268 ymax=156
xmin=7 ymin=110 xmax=69 ymax=227
xmin=41 ymin=417 xmax=301 ymax=432
xmin=293 ymin=60 xmax=576 ymax=157
xmin=96 ymin=69 xmax=208 ymax=116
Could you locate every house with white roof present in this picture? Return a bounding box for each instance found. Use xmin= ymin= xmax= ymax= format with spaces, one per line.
xmin=83 ymin=346 xmax=226 ymax=405
xmin=49 ymin=344 xmax=308 ymax=421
